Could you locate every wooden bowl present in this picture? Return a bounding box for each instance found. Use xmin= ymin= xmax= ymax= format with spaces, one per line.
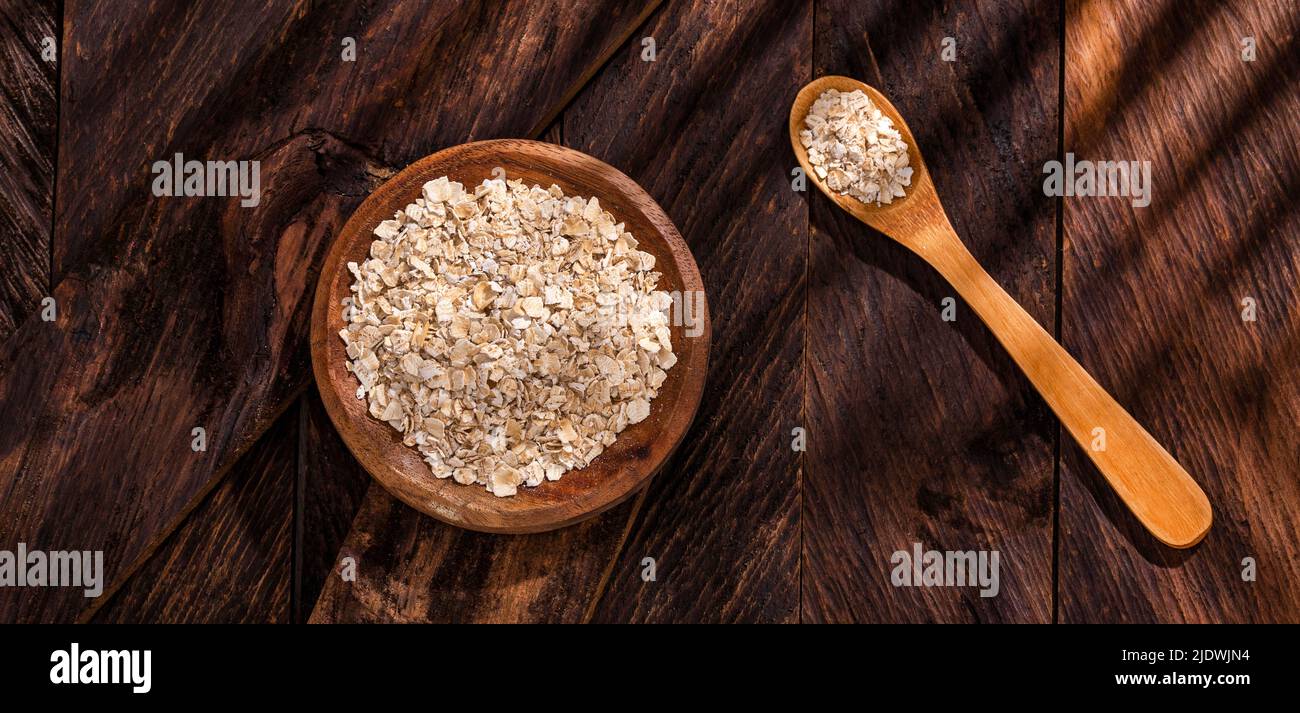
xmin=310 ymin=139 xmax=710 ymax=533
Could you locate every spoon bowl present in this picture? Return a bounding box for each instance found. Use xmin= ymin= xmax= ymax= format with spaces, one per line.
xmin=791 ymin=76 xmax=1212 ymax=548
xmin=790 ymin=75 xmax=934 ymax=225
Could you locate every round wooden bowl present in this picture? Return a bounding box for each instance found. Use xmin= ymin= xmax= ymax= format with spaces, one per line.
xmin=310 ymin=139 xmax=710 ymax=534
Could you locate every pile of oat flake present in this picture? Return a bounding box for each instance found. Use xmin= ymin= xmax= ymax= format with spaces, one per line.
xmin=800 ymin=88 xmax=913 ymax=205
xmin=339 ymin=176 xmax=676 ymax=497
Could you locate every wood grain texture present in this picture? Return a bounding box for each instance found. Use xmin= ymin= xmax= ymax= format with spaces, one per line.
xmin=4 ymin=0 xmax=1293 ymax=624
xmin=311 ymin=139 xmax=708 ymax=533
xmin=0 ymin=0 xmax=55 ymax=338
xmin=1060 ymin=0 xmax=1300 ymax=622
xmin=88 ymin=412 xmax=295 ymax=624
xmin=0 ymin=0 xmax=663 ymax=623
xmin=309 ymin=485 xmax=636 ymax=623
xmin=296 ymin=388 xmax=370 ymax=623
xmin=803 ymin=0 xmax=1058 ymax=622
xmin=570 ymin=0 xmax=810 ymax=622
xmin=0 ymin=129 xmax=378 ymax=624
xmin=54 ymin=0 xmax=663 ymax=278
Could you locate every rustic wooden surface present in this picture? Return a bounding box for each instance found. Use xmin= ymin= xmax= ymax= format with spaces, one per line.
xmin=2 ymin=0 xmax=1298 ymax=623
xmin=310 ymin=477 xmax=638 ymax=623
xmin=1059 ymin=0 xmax=1300 ymax=623
xmin=296 ymin=389 xmax=371 ymax=623
xmin=0 ymin=0 xmax=55 ymax=339
xmin=87 ymin=389 xmax=368 ymax=624
xmin=88 ymin=413 xmax=295 ymax=624
xmin=570 ymin=0 xmax=808 ymax=623
xmin=803 ymin=0 xmax=1058 ymax=622
xmin=0 ymin=0 xmax=662 ymax=623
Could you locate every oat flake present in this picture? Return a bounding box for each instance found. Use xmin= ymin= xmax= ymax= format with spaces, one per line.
xmin=800 ymin=88 xmax=913 ymax=206
xmin=339 ymin=177 xmax=677 ymax=497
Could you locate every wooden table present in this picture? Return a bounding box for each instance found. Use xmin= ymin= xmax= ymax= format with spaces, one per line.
xmin=1 ymin=0 xmax=1296 ymax=623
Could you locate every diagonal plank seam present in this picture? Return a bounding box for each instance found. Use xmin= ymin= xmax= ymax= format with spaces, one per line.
xmin=76 ymin=382 xmax=308 ymax=622
xmin=525 ymin=0 xmax=665 ymax=140
xmin=579 ymin=488 xmax=650 ymax=623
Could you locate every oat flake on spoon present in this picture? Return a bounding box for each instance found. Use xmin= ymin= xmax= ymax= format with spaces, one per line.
xmin=799 ymin=88 xmax=913 ymax=206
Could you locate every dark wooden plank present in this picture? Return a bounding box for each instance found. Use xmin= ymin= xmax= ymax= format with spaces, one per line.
xmin=804 ymin=0 xmax=1058 ymax=622
xmin=296 ymin=387 xmax=370 ymax=623
xmin=309 ymin=489 xmax=637 ymax=623
xmin=308 ymin=121 xmax=646 ymax=624
xmin=0 ymin=0 xmax=663 ymax=623
xmin=50 ymin=0 xmax=462 ymax=279
xmin=1060 ymin=0 xmax=1300 ymax=623
xmin=87 ymin=411 xmax=296 ymax=624
xmin=54 ymin=0 xmax=661 ymax=279
xmin=559 ymin=0 xmax=809 ymax=623
xmin=0 ymin=0 xmax=55 ymax=338
xmin=0 ymin=129 xmax=382 ymax=624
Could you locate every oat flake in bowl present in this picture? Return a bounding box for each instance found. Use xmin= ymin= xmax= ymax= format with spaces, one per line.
xmin=339 ymin=176 xmax=677 ymax=497
xmin=799 ymin=88 xmax=913 ymax=205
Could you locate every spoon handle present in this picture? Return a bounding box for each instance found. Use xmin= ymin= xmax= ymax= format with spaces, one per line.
xmin=919 ymin=227 xmax=1212 ymax=548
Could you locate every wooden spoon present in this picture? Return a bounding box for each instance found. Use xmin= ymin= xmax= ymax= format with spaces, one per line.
xmin=790 ymin=75 xmax=1211 ymax=548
